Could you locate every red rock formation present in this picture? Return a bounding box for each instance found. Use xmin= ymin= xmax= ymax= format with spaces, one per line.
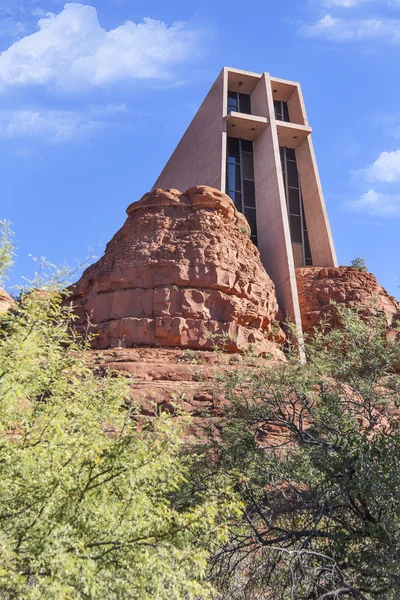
xmin=70 ymin=186 xmax=284 ymax=356
xmin=296 ymin=266 xmax=400 ymax=335
xmin=0 ymin=288 xmax=14 ymax=314
xmin=90 ymin=346 xmax=281 ymax=441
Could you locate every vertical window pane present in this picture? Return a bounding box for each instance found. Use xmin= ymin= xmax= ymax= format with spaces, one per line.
xmin=228 ymin=91 xmax=238 ymax=113
xmin=242 ymin=152 xmax=254 ymax=180
xmin=227 ymin=137 xmax=240 ymax=161
xmin=229 ymin=191 xmax=242 ymax=211
xmin=239 ymin=93 xmax=251 ymax=115
xmin=274 ymin=100 xmax=282 ymax=120
xmin=285 ymin=147 xmax=296 ymax=161
xmin=288 ymin=187 xmax=301 ymax=215
xmin=228 ymin=163 xmax=241 ymax=191
xmin=287 ymin=160 xmax=299 ymax=188
xmin=243 ymin=179 xmax=256 ymax=207
xmin=280 ymin=147 xmax=285 ymax=175
xmin=304 ymin=229 xmax=312 ymax=262
xmin=290 ymin=215 xmax=302 ymax=243
xmin=240 ymin=139 xmax=253 ymax=153
xmin=244 ymin=207 xmax=257 ymax=235
xmin=283 ymin=101 xmax=290 ymax=122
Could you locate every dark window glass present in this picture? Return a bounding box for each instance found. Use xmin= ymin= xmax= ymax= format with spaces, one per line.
xmin=280 ymin=146 xmax=285 ymax=166
xmin=240 ymin=139 xmax=253 ymax=153
xmin=227 ymin=137 xmax=240 ymax=161
xmin=243 ymin=179 xmax=256 ymax=207
xmin=239 ymin=93 xmax=251 ymax=115
xmin=244 ymin=207 xmax=257 ymax=235
xmin=226 ymin=136 xmax=257 ymax=245
xmin=286 ymin=147 xmax=296 ymax=161
xmin=287 ymin=160 xmax=299 ymax=188
xmin=242 ymin=152 xmax=254 ymax=180
xmin=280 ymin=145 xmax=312 ymax=264
xmin=228 ymin=163 xmax=241 ymax=192
xmin=303 ymin=204 xmax=312 ymax=263
xmin=288 ymin=187 xmax=301 ymax=216
xmin=231 ymin=191 xmax=242 ymax=210
xmin=274 ymin=100 xmax=282 ymax=120
xmin=274 ymin=100 xmax=290 ymax=122
xmin=228 ymin=91 xmax=238 ymax=113
xmin=251 ymin=235 xmax=258 ymax=247
xmin=290 ymin=215 xmax=302 ymax=244
xmin=283 ymin=102 xmax=290 ymax=122
xmin=304 ymin=230 xmax=312 ymax=260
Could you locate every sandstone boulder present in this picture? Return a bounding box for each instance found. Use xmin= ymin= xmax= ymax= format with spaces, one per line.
xmin=70 ymin=186 xmax=284 ymax=356
xmin=0 ymin=288 xmax=15 ymax=314
xmin=296 ymin=266 xmax=400 ymax=335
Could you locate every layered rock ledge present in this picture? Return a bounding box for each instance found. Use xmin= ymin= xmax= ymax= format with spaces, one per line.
xmin=296 ymin=266 xmax=400 ymax=335
xmin=70 ymin=186 xmax=284 ymax=356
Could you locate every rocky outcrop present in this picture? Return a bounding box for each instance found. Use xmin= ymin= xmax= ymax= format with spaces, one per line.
xmin=296 ymin=266 xmax=400 ymax=335
xmin=0 ymin=288 xmax=14 ymax=314
xmin=70 ymin=186 xmax=284 ymax=356
xmin=90 ymin=346 xmax=281 ymax=441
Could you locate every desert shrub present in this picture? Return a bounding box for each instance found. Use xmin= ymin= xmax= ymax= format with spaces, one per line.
xmin=190 ymin=307 xmax=400 ymax=599
xmin=0 ymin=224 xmax=239 ymax=600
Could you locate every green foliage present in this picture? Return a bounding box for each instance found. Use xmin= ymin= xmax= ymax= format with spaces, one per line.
xmin=0 ymin=221 xmax=15 ymax=285
xmin=200 ymin=308 xmax=400 ymax=599
xmin=350 ymin=256 xmax=368 ymax=272
xmin=0 ymin=231 xmax=240 ymax=599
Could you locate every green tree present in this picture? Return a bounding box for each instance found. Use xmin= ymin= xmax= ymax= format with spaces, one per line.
xmin=350 ymin=257 xmax=368 ymax=272
xmin=0 ymin=225 xmax=239 ymax=600
xmin=197 ymin=308 xmax=400 ymax=599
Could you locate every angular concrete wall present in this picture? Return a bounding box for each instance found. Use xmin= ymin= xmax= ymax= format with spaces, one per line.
xmin=296 ymin=136 xmax=338 ymax=267
xmin=154 ymin=70 xmax=225 ymax=191
xmin=251 ymin=74 xmax=303 ymax=331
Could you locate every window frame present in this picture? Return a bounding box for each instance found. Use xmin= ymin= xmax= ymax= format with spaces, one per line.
xmin=226 ymin=137 xmax=258 ymax=245
xmin=280 ymin=146 xmax=312 ymax=265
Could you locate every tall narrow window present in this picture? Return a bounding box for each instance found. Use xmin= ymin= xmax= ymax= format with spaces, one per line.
xmin=226 ymin=137 xmax=257 ymax=246
xmin=227 ymin=91 xmax=251 ymax=115
xmin=274 ymin=100 xmax=290 ymax=122
xmin=280 ymin=146 xmax=312 ymax=266
xmin=228 ymin=91 xmax=238 ymax=114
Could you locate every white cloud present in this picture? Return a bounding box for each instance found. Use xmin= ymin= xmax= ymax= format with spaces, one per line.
xmin=343 ymin=189 xmax=400 ymax=216
xmin=0 ymin=3 xmax=201 ymax=91
xmin=0 ymin=108 xmax=100 ymax=141
xmin=299 ymin=14 xmax=400 ymax=43
xmin=359 ymin=149 xmax=400 ymax=182
xmin=0 ymin=103 xmax=137 ymax=142
xmin=322 ymin=0 xmax=373 ymax=6
xmin=322 ymin=0 xmax=400 ymax=6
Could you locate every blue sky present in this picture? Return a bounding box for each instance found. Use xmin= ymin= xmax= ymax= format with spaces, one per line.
xmin=1 ymin=0 xmax=399 ymax=298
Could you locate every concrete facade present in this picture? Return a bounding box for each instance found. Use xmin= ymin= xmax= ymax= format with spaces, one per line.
xmin=154 ymin=67 xmax=338 ymax=336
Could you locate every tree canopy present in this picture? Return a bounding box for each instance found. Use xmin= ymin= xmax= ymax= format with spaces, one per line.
xmin=191 ymin=308 xmax=400 ymax=599
xmin=0 ymin=224 xmax=239 ymax=600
